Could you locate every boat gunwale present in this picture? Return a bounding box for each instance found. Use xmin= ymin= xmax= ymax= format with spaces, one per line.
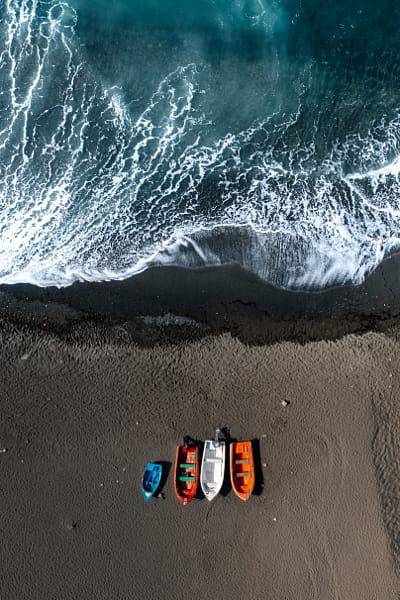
xmin=174 ymin=445 xmax=199 ymax=505
xmin=230 ymin=441 xmax=255 ymax=501
xmin=142 ymin=462 xmax=162 ymax=501
xmin=200 ymin=438 xmax=226 ymax=501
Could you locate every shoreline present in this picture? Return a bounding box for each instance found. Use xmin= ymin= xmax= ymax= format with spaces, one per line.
xmin=1 ymin=251 xmax=400 ymax=345
xmin=1 ymin=258 xmax=400 ymax=598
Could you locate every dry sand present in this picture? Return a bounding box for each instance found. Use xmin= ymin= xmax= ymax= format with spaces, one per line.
xmin=1 ymin=317 xmax=399 ymax=599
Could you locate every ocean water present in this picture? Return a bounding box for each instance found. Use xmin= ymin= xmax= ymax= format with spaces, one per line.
xmin=1 ymin=0 xmax=400 ymax=289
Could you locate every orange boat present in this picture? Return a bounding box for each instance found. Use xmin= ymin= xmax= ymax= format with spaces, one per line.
xmin=230 ymin=441 xmax=255 ymax=501
xmin=174 ymin=445 xmax=199 ymax=505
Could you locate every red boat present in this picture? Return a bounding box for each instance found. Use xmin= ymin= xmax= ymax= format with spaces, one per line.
xmin=174 ymin=445 xmax=199 ymax=505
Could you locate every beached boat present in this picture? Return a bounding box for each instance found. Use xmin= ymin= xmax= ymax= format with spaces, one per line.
xmin=141 ymin=462 xmax=162 ymax=501
xmin=200 ymin=429 xmax=226 ymax=501
xmin=230 ymin=441 xmax=255 ymax=501
xmin=174 ymin=445 xmax=199 ymax=505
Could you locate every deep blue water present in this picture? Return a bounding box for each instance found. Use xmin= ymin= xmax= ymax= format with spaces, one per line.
xmin=1 ymin=0 xmax=400 ymax=288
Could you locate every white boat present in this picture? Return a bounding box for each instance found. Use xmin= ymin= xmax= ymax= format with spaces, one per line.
xmin=200 ymin=429 xmax=226 ymax=501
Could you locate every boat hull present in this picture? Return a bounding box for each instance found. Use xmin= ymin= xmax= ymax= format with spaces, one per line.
xmin=200 ymin=439 xmax=226 ymax=501
xmin=230 ymin=441 xmax=255 ymax=501
xmin=174 ymin=446 xmax=199 ymax=505
xmin=141 ymin=463 xmax=162 ymax=501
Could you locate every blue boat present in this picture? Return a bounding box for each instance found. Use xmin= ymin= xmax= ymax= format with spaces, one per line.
xmin=142 ymin=463 xmax=162 ymax=501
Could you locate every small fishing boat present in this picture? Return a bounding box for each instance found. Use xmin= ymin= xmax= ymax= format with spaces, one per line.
xmin=230 ymin=441 xmax=255 ymax=501
xmin=174 ymin=444 xmax=199 ymax=505
xmin=200 ymin=429 xmax=226 ymax=501
xmin=141 ymin=462 xmax=162 ymax=501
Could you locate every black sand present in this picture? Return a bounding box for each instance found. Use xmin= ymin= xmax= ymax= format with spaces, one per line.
xmin=1 ymin=259 xmax=400 ymax=598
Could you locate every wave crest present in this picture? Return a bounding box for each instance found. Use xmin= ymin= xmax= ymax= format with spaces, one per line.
xmin=1 ymin=1 xmax=400 ymax=289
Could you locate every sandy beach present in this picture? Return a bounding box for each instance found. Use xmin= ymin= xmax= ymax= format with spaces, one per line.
xmin=3 ymin=0 xmax=400 ymax=597
xmin=1 ymin=290 xmax=400 ymax=598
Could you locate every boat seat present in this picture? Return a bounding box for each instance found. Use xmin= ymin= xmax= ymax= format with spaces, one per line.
xmin=180 ymin=463 xmax=195 ymax=469
xmin=179 ymin=476 xmax=196 ymax=481
xmin=235 ymin=459 xmax=250 ymax=464
xmin=235 ymin=471 xmax=251 ymax=477
xmin=206 ymin=458 xmax=222 ymax=463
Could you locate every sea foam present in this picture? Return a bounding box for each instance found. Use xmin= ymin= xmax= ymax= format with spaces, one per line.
xmin=1 ymin=0 xmax=400 ymax=290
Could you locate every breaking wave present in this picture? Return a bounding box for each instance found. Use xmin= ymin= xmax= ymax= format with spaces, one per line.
xmin=1 ymin=0 xmax=400 ymax=289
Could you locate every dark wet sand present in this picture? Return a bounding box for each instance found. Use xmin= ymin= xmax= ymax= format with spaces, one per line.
xmin=2 ymin=259 xmax=400 ymax=598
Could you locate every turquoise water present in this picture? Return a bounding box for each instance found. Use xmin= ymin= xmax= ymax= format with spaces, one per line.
xmin=1 ymin=0 xmax=400 ymax=288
